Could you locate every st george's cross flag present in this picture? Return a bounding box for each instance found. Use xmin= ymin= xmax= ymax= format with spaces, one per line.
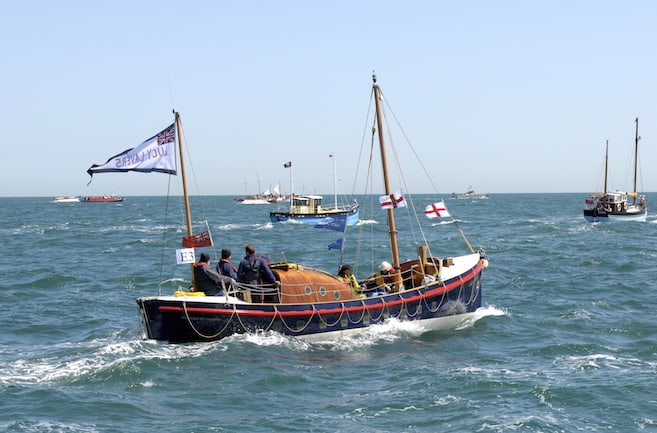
xmin=424 ymin=200 xmax=451 ymax=218
xmin=379 ymin=189 xmax=407 ymax=209
xmin=87 ymin=123 xmax=177 ymax=184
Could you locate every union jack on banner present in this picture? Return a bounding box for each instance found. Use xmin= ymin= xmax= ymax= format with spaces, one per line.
xmin=425 ymin=200 xmax=451 ymax=219
xmin=157 ymin=125 xmax=176 ymax=145
xmin=379 ymin=189 xmax=407 ymax=209
xmin=182 ymin=230 xmax=213 ymax=248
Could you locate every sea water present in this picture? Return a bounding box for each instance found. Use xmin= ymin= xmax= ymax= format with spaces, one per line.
xmin=1 ymin=194 xmax=656 ymax=432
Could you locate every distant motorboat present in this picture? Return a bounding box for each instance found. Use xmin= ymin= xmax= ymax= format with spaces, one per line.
xmin=269 ymin=194 xmax=360 ymax=225
xmin=270 ymin=154 xmax=359 ymax=225
xmin=52 ymin=196 xmax=80 ymax=203
xmin=452 ymin=186 xmax=489 ymax=200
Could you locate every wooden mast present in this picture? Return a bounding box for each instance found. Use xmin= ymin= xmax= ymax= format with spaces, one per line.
xmin=372 ymin=74 xmax=402 ymax=288
xmin=175 ymin=112 xmax=193 ymax=238
xmin=174 ymin=112 xmax=195 ymax=280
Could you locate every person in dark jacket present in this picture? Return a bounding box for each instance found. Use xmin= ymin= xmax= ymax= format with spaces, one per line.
xmin=216 ymin=249 xmax=238 ymax=292
xmin=237 ymin=244 xmax=277 ymax=285
xmin=217 ymin=249 xmax=238 ymax=280
xmin=194 ymin=253 xmax=234 ymax=295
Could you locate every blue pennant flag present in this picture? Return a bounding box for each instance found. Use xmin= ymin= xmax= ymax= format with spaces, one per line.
xmin=314 ymin=215 xmax=348 ymax=232
xmin=328 ymin=239 xmax=344 ymax=251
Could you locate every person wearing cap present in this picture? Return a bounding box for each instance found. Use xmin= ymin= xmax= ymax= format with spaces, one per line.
xmin=216 ymin=249 xmax=239 ymax=292
xmin=193 ymin=252 xmax=235 ymax=296
xmin=337 ymin=264 xmax=361 ymax=297
xmin=217 ymin=249 xmax=238 ymax=280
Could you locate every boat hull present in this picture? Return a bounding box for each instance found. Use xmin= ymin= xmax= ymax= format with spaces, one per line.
xmin=269 ymin=205 xmax=360 ymax=225
xmin=452 ymin=193 xmax=488 ymax=200
xmin=235 ymin=197 xmax=270 ymax=205
xmin=583 ymin=207 xmax=647 ymax=222
xmin=81 ymin=196 xmax=125 ymax=202
xmin=137 ymin=254 xmax=485 ymax=343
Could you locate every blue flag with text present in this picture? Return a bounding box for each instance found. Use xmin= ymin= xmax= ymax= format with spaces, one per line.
xmin=314 ymin=215 xmax=348 ymax=232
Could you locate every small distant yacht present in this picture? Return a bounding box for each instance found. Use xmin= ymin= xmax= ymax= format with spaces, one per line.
xmin=52 ymin=196 xmax=80 ymax=203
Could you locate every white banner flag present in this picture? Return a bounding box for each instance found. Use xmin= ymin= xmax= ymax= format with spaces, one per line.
xmin=87 ymin=122 xmax=177 ymax=182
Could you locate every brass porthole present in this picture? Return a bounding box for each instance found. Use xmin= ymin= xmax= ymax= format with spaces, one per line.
xmin=319 ymin=287 xmax=327 ymax=296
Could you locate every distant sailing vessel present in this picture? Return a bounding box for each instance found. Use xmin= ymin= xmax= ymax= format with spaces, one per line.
xmin=52 ymin=196 xmax=80 ymax=203
xmin=81 ymin=195 xmax=125 ymax=203
xmin=266 ymin=184 xmax=286 ymax=203
xmin=452 ymin=186 xmax=488 ymax=200
xmin=234 ymin=175 xmax=272 ymax=204
xmin=583 ymin=118 xmax=647 ymax=222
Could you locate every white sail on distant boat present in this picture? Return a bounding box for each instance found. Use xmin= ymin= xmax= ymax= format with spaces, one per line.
xmin=267 ymin=183 xmax=286 ymax=203
xmin=234 ymin=174 xmax=271 ymax=204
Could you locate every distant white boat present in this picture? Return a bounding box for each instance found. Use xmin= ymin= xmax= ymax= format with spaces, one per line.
xmin=52 ymin=196 xmax=80 ymax=203
xmin=234 ymin=195 xmax=271 ymax=205
xmin=452 ymin=186 xmax=488 ymax=200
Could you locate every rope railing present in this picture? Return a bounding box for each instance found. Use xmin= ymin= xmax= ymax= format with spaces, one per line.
xmin=221 ymin=258 xmax=454 ymax=304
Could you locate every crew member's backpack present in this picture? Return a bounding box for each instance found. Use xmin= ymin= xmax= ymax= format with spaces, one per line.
xmin=242 ymin=256 xmax=261 ymax=284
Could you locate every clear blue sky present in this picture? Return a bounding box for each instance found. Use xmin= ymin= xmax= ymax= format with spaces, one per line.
xmin=2 ymin=0 xmax=656 ymax=197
